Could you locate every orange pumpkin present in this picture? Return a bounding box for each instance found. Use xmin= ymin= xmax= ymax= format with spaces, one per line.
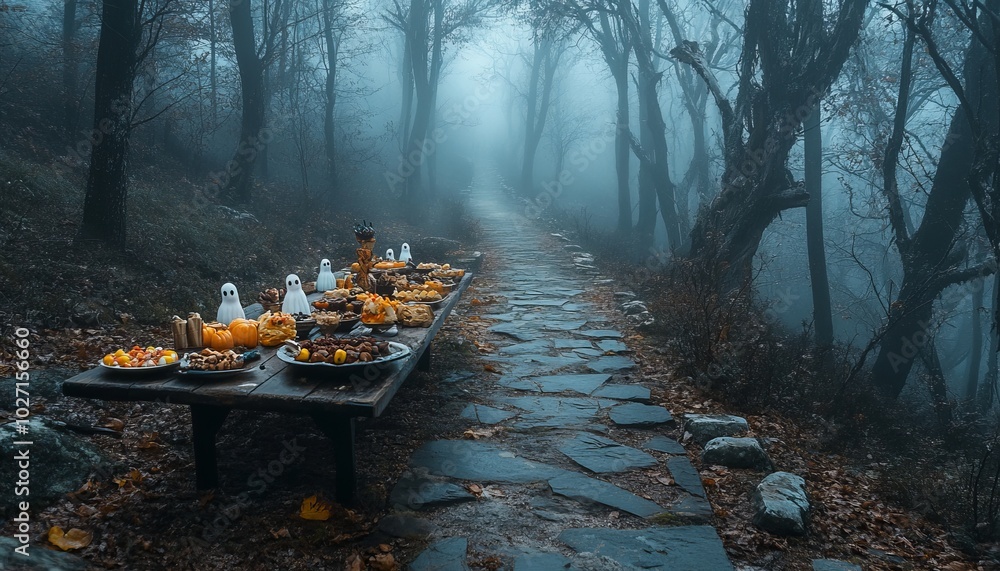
xmin=228 ymin=318 xmax=258 ymax=348
xmin=202 ymin=323 xmax=235 ymax=350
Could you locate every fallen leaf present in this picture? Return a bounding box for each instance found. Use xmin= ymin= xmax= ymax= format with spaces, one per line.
xmin=656 ymin=476 xmax=674 ymax=486
xmin=98 ymin=417 xmax=125 ymax=431
xmin=483 ymin=364 xmax=501 ymax=374
xmin=270 ymin=528 xmax=290 ymax=539
xmin=299 ymin=495 xmax=332 ymax=521
xmin=378 ymin=543 xmax=393 ymax=553
xmin=466 ymin=483 xmax=483 ymax=496
xmin=198 ymin=491 xmax=215 ymax=509
xmin=48 ymin=527 xmax=92 ymax=551
xmin=369 ymin=552 xmax=397 ymax=571
xmin=345 ymin=553 xmax=364 ymax=571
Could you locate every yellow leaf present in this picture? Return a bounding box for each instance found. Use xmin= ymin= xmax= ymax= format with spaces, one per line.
xmin=299 ymin=494 xmax=332 ymax=521
xmin=48 ymin=527 xmax=92 ymax=551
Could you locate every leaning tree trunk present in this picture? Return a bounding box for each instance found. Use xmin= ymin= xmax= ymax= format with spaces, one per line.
xmin=672 ymin=0 xmax=868 ymax=290
xmin=80 ymin=0 xmax=140 ymax=245
xmin=805 ymin=104 xmax=833 ymax=345
xmin=223 ymin=0 xmax=266 ymax=204
xmin=871 ymin=17 xmax=998 ymax=398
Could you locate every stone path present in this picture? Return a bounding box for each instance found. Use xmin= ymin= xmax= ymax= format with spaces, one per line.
xmin=391 ymin=167 xmax=733 ymax=570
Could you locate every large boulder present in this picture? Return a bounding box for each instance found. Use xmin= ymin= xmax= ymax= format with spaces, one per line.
xmin=752 ymin=472 xmax=810 ymax=536
xmin=683 ymin=414 xmax=749 ymax=445
xmin=0 ymin=417 xmax=113 ymax=517
xmin=813 ymin=560 xmax=862 ymax=571
xmin=702 ymin=437 xmax=771 ymax=470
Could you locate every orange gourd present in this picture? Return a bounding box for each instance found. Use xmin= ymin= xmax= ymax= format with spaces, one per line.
xmin=202 ymin=323 xmax=235 ymax=350
xmin=228 ymin=318 xmax=258 ymax=347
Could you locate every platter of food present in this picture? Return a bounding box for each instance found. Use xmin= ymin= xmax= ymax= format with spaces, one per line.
xmin=99 ymin=346 xmax=180 ymax=375
xmin=277 ymin=336 xmax=411 ymax=369
xmin=178 ymin=349 xmax=251 ymax=378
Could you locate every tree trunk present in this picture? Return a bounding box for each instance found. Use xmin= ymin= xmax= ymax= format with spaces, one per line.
xmin=80 ymin=0 xmax=140 ymax=245
xmin=322 ymin=0 xmax=339 ymax=189
xmin=982 ymin=276 xmax=1000 ymax=410
xmin=805 ymin=104 xmax=833 ymax=345
xmin=675 ymin=0 xmax=867 ymax=290
xmin=613 ymin=70 xmax=631 ymax=235
xmin=224 ymin=0 xmax=266 ymax=204
xmin=634 ymin=0 xmax=656 ymax=254
xmin=521 ymin=35 xmax=556 ymax=195
xmin=968 ymin=281 xmax=984 ymax=400
xmin=62 ymin=0 xmax=80 ymax=134
xmin=871 ymin=14 xmax=998 ymax=398
xmin=209 ymin=0 xmax=217 ymax=122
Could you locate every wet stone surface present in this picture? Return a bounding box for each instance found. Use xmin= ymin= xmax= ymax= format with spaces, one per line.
xmin=558 ymin=526 xmax=734 ymax=570
xmin=558 ymin=433 xmax=657 ymax=473
xmin=387 ymin=167 xmax=731 ymax=569
xmin=548 ymin=472 xmax=665 ymax=518
xmin=609 ymin=403 xmax=674 ymax=427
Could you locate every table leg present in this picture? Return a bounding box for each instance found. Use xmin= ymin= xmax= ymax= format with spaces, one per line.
xmin=417 ymin=342 xmax=432 ymax=372
xmin=190 ymin=405 xmax=230 ymax=490
xmin=311 ymin=414 xmax=357 ymax=505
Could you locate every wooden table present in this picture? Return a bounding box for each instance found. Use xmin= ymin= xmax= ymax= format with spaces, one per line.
xmin=62 ymin=273 xmax=473 ymax=503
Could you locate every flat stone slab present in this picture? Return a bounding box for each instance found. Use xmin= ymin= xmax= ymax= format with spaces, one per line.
xmin=643 ymin=436 xmax=687 ymax=455
xmin=409 ymin=537 xmax=470 ymax=571
xmin=390 ymin=476 xmax=477 ymax=510
xmin=591 ymin=384 xmax=651 ymax=402
xmin=499 ymin=340 xmax=554 ymax=355
xmin=498 ymin=395 xmax=612 ymax=432
xmin=587 ymin=355 xmax=637 ymax=373
xmin=559 ymin=433 xmax=657 ymax=473
xmin=541 ymin=320 xmax=589 ymax=331
xmin=558 ymin=526 xmax=733 ymax=570
xmin=684 ymin=414 xmax=749 ymax=445
xmin=461 ymin=403 xmax=517 ymax=424
xmin=488 ymin=323 xmax=539 ymax=341
xmin=609 ymin=403 xmax=673 ymax=427
xmin=512 ymin=551 xmax=578 ymax=571
xmin=596 ymin=340 xmax=629 ymax=352
xmin=548 ymin=473 xmax=664 ymax=518
xmin=573 ymin=348 xmax=604 ymax=357
xmin=525 ymin=373 xmax=611 ymax=394
xmin=813 ymin=560 xmax=863 ymax=571
xmin=547 ymin=288 xmax=586 ymax=297
xmin=508 ymin=298 xmax=569 ymax=307
xmin=667 ymin=456 xmax=706 ymax=498
xmin=578 ymin=329 xmax=623 ymax=339
xmin=410 ymin=440 xmax=564 ymax=483
xmin=554 ymin=339 xmax=593 ymax=349
xmin=670 ymin=494 xmax=714 ymax=523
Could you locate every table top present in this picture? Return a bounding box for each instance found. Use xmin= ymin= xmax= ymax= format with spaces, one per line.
xmin=62 ymin=274 xmax=473 ymax=418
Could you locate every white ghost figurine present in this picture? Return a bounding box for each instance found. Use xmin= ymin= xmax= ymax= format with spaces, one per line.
xmin=398 ymin=243 xmax=412 ymax=264
xmin=281 ymin=274 xmax=312 ymax=315
xmin=316 ymin=259 xmax=335 ymax=291
xmin=216 ymin=282 xmax=246 ymax=325
xmin=385 ymin=248 xmax=395 ymax=261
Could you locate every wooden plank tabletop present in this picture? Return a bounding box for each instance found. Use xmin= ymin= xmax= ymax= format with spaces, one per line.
xmin=63 ymin=273 xmax=473 ymax=417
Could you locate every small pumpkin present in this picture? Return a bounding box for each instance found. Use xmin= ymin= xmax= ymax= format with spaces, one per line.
xmin=228 ymin=318 xmax=258 ymax=348
xmin=202 ymin=323 xmax=235 ymax=350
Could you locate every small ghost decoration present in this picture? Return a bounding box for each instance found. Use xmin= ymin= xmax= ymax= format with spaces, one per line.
xmin=398 ymin=243 xmax=412 ymax=264
xmin=316 ymin=259 xmax=335 ymax=291
xmin=281 ymin=274 xmax=312 ymax=315
xmin=385 ymin=248 xmax=395 ymax=261
xmin=217 ymin=282 xmax=246 ymax=325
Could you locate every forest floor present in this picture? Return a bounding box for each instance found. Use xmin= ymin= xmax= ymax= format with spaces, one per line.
xmin=0 ymin=151 xmax=997 ymax=570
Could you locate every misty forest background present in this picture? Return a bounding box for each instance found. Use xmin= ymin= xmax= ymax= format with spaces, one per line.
xmin=3 ymin=0 xmax=1000 ymax=547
